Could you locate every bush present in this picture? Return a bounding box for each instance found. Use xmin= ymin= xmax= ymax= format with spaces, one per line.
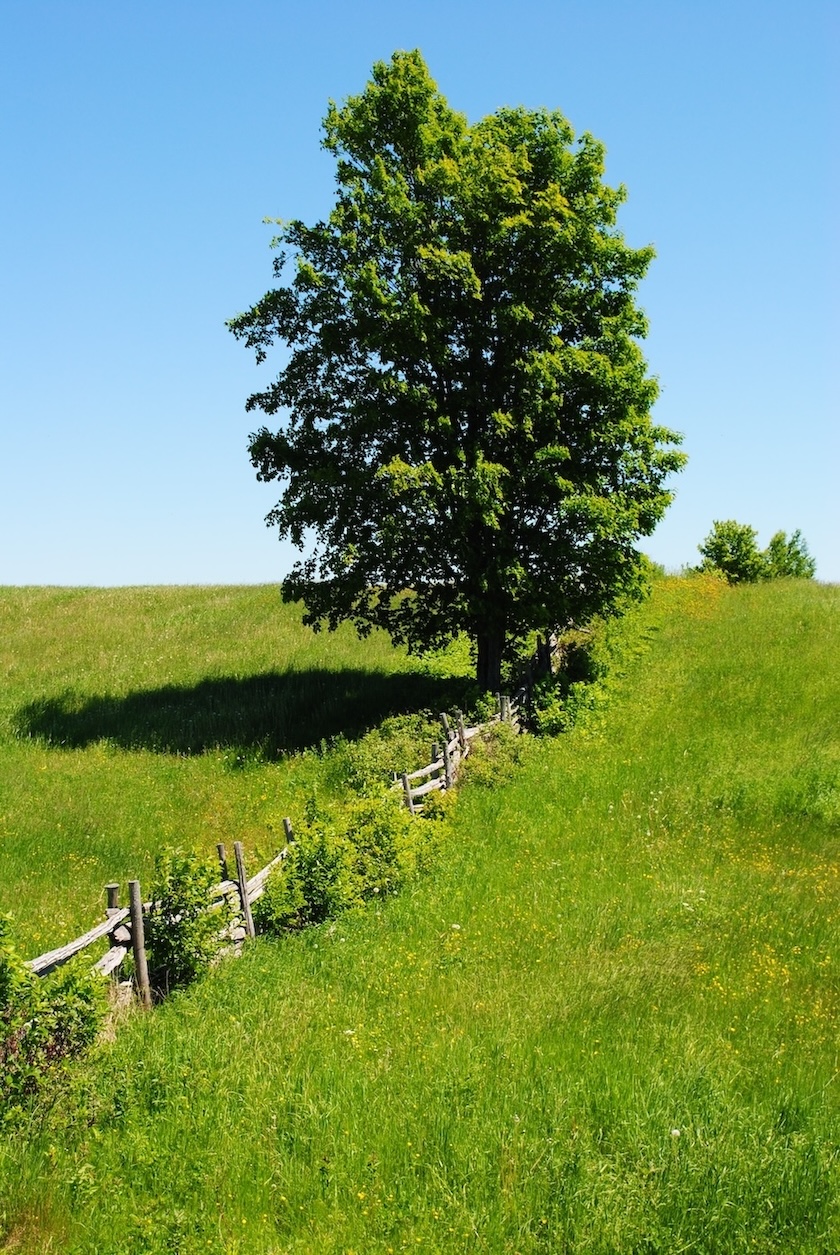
xmin=145 ymin=849 xmax=227 ymax=997
xmin=532 ymin=676 xmax=601 ymax=736
xmin=323 ymin=713 xmax=442 ymax=797
xmin=1 ymin=914 xmax=104 ymax=1115
xmin=460 ymin=720 xmax=526 ymax=788
xmin=531 ymin=625 xmax=607 ymax=735
xmin=763 ymin=529 xmax=816 ymax=579
xmin=698 ymin=520 xmax=766 ymax=584
xmin=254 ymin=793 xmax=441 ymax=936
xmin=698 ymin=521 xmax=816 ymax=583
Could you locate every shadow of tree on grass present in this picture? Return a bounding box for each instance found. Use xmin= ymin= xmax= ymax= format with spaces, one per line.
xmin=14 ymin=668 xmax=473 ymax=760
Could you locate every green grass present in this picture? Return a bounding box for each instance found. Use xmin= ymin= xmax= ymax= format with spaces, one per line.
xmin=0 ymin=586 xmax=470 ymax=954
xmin=1 ymin=577 xmax=838 ymax=1252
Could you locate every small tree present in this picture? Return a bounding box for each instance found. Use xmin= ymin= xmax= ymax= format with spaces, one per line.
xmin=698 ymin=520 xmax=766 ymax=584
xmin=763 ymin=529 xmax=816 ymax=579
xmin=698 ymin=520 xmax=816 ymax=583
xmin=229 ymin=51 xmax=685 ymax=691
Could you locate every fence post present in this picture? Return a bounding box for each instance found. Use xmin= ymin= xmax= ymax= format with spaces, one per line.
xmin=216 ymin=842 xmax=229 ymax=881
xmin=282 ymin=817 xmax=294 ymax=844
xmin=234 ymin=841 xmax=256 ymax=939
xmin=440 ymin=714 xmax=453 ymax=789
xmin=105 ymin=882 xmax=120 ymax=917
xmin=455 ymin=710 xmax=467 ymax=752
xmin=128 ymin=880 xmax=152 ymax=1010
xmin=401 ymin=772 xmax=416 ymax=815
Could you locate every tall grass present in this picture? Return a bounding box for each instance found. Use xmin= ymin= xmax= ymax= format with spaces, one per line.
xmin=1 ymin=576 xmax=837 ymax=1252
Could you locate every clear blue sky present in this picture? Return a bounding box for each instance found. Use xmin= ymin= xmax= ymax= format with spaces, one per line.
xmin=1 ymin=0 xmax=837 ymax=584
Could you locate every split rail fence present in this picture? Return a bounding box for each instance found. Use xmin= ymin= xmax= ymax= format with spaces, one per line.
xmin=24 ymin=684 xmax=535 ymax=1008
xmin=396 ymin=687 xmax=528 ymax=814
xmin=24 ymin=821 xmax=294 ymax=1010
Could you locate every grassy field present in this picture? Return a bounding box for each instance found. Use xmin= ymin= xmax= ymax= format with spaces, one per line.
xmin=0 ymin=586 xmax=470 ymax=954
xmin=1 ymin=576 xmax=838 ymax=1252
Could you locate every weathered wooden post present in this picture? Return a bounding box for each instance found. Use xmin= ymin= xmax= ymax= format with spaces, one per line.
xmin=440 ymin=714 xmax=453 ymax=789
xmin=128 ymin=879 xmax=152 ymax=1010
xmin=105 ymin=883 xmax=120 ymax=917
xmin=455 ymin=710 xmax=467 ymax=752
xmin=282 ymin=817 xmax=294 ymax=844
xmin=216 ymin=842 xmax=229 ymax=881
xmin=401 ymin=772 xmax=416 ymax=815
xmin=234 ymin=841 xmax=256 ymax=939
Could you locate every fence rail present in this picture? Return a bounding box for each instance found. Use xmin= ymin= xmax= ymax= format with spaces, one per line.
xmin=397 ymin=688 xmax=528 ymax=813
xmin=24 ymin=831 xmax=295 ymax=1005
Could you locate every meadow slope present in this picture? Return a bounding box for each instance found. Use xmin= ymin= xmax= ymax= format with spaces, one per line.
xmin=1 ymin=577 xmax=838 ymax=1253
xmin=0 ymin=586 xmax=469 ymax=954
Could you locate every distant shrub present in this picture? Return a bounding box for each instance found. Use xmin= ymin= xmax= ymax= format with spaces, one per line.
xmin=698 ymin=520 xmax=766 ymax=584
xmin=763 ymin=529 xmax=816 ymax=579
xmin=1 ymin=915 xmax=104 ymax=1114
xmin=145 ymin=849 xmax=227 ymax=997
xmin=698 ymin=520 xmax=816 ymax=584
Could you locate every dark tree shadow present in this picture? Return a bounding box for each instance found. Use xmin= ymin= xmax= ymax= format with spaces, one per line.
xmin=13 ymin=668 xmax=473 ymax=760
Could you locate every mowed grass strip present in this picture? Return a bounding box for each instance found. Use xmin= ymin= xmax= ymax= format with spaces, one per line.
xmin=1 ymin=577 xmax=837 ymax=1253
xmin=0 ymin=586 xmax=469 ymax=954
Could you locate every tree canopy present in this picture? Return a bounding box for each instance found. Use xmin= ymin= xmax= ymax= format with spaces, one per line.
xmin=229 ymin=50 xmax=685 ymax=690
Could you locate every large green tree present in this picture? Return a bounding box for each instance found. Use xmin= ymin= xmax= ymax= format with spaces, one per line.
xmin=229 ymin=50 xmax=685 ymax=691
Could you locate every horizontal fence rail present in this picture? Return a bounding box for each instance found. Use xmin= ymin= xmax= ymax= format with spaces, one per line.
xmin=24 ymin=825 xmax=296 ymax=1006
xmin=26 ymin=909 xmax=131 ymax=979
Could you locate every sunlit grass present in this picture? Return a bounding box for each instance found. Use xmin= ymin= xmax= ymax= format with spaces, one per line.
xmin=1 ymin=576 xmax=837 ymax=1252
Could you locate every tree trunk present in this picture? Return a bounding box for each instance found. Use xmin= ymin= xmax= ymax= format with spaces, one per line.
xmin=476 ymin=628 xmax=505 ymax=693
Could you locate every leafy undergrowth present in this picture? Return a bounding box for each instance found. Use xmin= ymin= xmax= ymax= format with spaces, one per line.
xmin=1 ymin=576 xmax=837 ymax=1252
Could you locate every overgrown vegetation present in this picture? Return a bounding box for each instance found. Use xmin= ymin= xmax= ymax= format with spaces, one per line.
xmin=0 ymin=916 xmax=104 ymax=1116
xmin=145 ymin=849 xmax=230 ymax=998
xmin=254 ymin=793 xmax=446 ymax=936
xmin=530 ymin=586 xmax=664 ymax=736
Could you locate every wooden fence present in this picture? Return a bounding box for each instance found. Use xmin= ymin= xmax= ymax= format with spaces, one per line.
xmin=24 ymin=821 xmax=294 ymax=1009
xmin=24 ymin=683 xmax=536 ymax=1007
xmin=397 ymin=687 xmax=528 ymax=813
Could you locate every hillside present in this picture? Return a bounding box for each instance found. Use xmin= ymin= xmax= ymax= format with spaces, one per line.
xmin=0 ymin=586 xmax=469 ymax=952
xmin=1 ymin=577 xmax=838 ymax=1253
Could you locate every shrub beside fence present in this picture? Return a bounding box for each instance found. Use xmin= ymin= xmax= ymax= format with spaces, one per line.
xmin=397 ymin=688 xmax=528 ymax=813
xmin=23 ymin=691 xmax=531 ymax=1007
